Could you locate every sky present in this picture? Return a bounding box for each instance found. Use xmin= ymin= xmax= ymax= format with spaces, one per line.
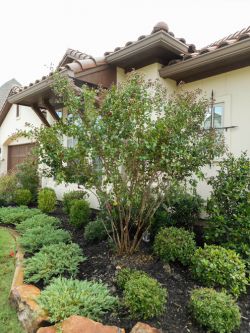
xmin=1 ymin=0 xmax=250 ymax=86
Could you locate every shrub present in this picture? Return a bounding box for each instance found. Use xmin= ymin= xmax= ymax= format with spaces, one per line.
xmin=69 ymin=199 xmax=90 ymax=228
xmin=13 ymin=189 xmax=32 ymax=206
xmin=0 ymin=206 xmax=41 ymax=225
xmin=38 ymin=188 xmax=57 ymax=213
xmin=190 ymin=288 xmax=241 ymax=333
xmin=0 ymin=172 xmax=18 ymax=205
xmin=25 ymin=242 xmax=86 ymax=284
xmin=124 ymin=274 xmax=167 ymax=319
xmin=16 ymin=157 xmax=39 ymax=201
xmin=84 ymin=219 xmax=110 ymax=242
xmin=62 ymin=191 xmax=86 ymax=214
xmin=205 ymin=153 xmax=250 ymax=260
xmin=38 ymin=277 xmax=117 ymax=322
xmin=116 ymin=267 xmax=148 ymax=290
xmin=191 ymin=245 xmax=248 ymax=297
xmin=20 ymin=225 xmax=71 ymax=253
xmin=153 ymin=227 xmax=196 ymax=265
xmin=16 ymin=214 xmax=60 ymax=234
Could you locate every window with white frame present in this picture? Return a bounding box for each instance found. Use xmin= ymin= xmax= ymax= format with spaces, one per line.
xmin=204 ymin=102 xmax=224 ymax=129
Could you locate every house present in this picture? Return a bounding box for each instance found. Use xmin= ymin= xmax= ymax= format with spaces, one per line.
xmin=1 ymin=22 xmax=250 ymax=206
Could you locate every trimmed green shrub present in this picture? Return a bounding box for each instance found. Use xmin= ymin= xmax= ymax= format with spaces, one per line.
xmin=153 ymin=227 xmax=196 ymax=265
xmin=69 ymin=199 xmax=90 ymax=228
xmin=25 ymin=242 xmax=86 ymax=284
xmin=191 ymin=245 xmax=248 ymax=297
xmin=190 ymin=288 xmax=241 ymax=333
xmin=62 ymin=191 xmax=86 ymax=214
xmin=13 ymin=189 xmax=32 ymax=206
xmin=20 ymin=225 xmax=71 ymax=253
xmin=124 ymin=274 xmax=167 ymax=319
xmin=16 ymin=214 xmax=60 ymax=234
xmin=84 ymin=219 xmax=110 ymax=243
xmin=16 ymin=157 xmax=39 ymax=201
xmin=0 ymin=206 xmax=41 ymax=225
xmin=116 ymin=268 xmax=148 ymax=290
xmin=0 ymin=172 xmax=18 ymax=205
xmin=38 ymin=188 xmax=57 ymax=213
xmin=38 ymin=277 xmax=117 ymax=322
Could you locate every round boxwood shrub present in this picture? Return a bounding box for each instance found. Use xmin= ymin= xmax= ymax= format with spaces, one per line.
xmin=153 ymin=227 xmax=196 ymax=265
xmin=38 ymin=277 xmax=117 ymax=322
xmin=116 ymin=267 xmax=148 ymax=290
xmin=69 ymin=199 xmax=90 ymax=228
xmin=190 ymin=288 xmax=241 ymax=333
xmin=191 ymin=245 xmax=248 ymax=297
xmin=124 ymin=274 xmax=167 ymax=319
xmin=38 ymin=188 xmax=57 ymax=213
xmin=62 ymin=191 xmax=86 ymax=214
xmin=25 ymin=242 xmax=86 ymax=284
xmin=84 ymin=219 xmax=110 ymax=243
xmin=13 ymin=189 xmax=32 ymax=206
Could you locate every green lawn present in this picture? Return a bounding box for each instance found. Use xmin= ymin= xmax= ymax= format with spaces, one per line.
xmin=0 ymin=228 xmax=24 ymax=333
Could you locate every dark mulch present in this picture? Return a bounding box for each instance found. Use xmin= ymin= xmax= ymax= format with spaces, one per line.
xmin=49 ymin=206 xmax=250 ymax=333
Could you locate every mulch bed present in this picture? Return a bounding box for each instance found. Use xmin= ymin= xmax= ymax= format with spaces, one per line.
xmin=50 ymin=206 xmax=250 ymax=333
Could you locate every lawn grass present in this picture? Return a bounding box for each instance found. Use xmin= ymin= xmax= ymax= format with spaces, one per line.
xmin=0 ymin=228 xmax=24 ymax=333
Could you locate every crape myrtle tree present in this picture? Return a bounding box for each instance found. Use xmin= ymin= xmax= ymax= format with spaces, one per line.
xmin=31 ymin=72 xmax=224 ymax=254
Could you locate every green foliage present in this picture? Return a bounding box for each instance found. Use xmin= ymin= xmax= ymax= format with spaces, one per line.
xmin=38 ymin=188 xmax=57 ymax=213
xmin=69 ymin=199 xmax=90 ymax=228
xmin=62 ymin=191 xmax=86 ymax=214
xmin=153 ymin=227 xmax=196 ymax=265
xmin=0 ymin=206 xmax=41 ymax=225
xmin=0 ymin=173 xmax=18 ymax=205
xmin=116 ymin=267 xmax=148 ymax=290
xmin=84 ymin=219 xmax=110 ymax=243
xmin=124 ymin=274 xmax=167 ymax=319
xmin=31 ymin=72 xmax=224 ymax=254
xmin=16 ymin=214 xmax=60 ymax=234
xmin=13 ymin=189 xmax=32 ymax=206
xmin=20 ymin=225 xmax=71 ymax=253
xmin=25 ymin=242 xmax=86 ymax=284
xmin=16 ymin=157 xmax=39 ymax=201
xmin=206 ymin=153 xmax=250 ymax=260
xmin=38 ymin=277 xmax=117 ymax=323
xmin=191 ymin=245 xmax=248 ymax=297
xmin=190 ymin=288 xmax=241 ymax=333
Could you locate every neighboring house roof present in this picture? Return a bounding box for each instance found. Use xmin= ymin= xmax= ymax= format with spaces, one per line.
xmin=0 ymin=78 xmax=20 ymax=111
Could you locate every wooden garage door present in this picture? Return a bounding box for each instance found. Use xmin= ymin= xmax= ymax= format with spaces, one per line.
xmin=8 ymin=143 xmax=35 ymax=171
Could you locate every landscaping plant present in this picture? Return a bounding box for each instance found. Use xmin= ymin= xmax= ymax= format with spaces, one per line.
xmin=38 ymin=277 xmax=117 ymax=322
xmin=25 ymin=242 xmax=86 ymax=284
xmin=153 ymin=227 xmax=196 ymax=265
xmin=0 ymin=172 xmax=18 ymax=205
xmin=116 ymin=267 xmax=149 ymax=289
xmin=13 ymin=189 xmax=32 ymax=206
xmin=191 ymin=245 xmax=248 ymax=297
xmin=16 ymin=214 xmax=60 ymax=234
xmin=69 ymin=199 xmax=90 ymax=228
xmin=38 ymin=187 xmax=57 ymax=213
xmin=84 ymin=218 xmax=110 ymax=242
xmin=30 ymin=72 xmax=224 ymax=254
xmin=123 ymin=273 xmax=167 ymax=319
xmin=190 ymin=288 xmax=241 ymax=333
xmin=62 ymin=190 xmax=86 ymax=214
xmin=0 ymin=206 xmax=41 ymax=225
xmin=20 ymin=225 xmax=71 ymax=253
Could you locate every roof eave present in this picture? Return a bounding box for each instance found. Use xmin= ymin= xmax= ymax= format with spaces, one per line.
xmin=159 ymin=38 xmax=250 ymax=81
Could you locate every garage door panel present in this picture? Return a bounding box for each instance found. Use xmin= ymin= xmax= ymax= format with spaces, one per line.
xmin=8 ymin=143 xmax=35 ymax=171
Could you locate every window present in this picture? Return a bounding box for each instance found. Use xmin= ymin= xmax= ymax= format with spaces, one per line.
xmin=16 ymin=105 xmax=20 ymax=118
xmin=204 ymin=103 xmax=224 ymax=129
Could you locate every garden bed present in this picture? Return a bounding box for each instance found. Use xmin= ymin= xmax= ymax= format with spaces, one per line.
xmin=50 ymin=206 xmax=250 ymax=333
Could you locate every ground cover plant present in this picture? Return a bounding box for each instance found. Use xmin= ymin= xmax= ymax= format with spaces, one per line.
xmin=190 ymin=288 xmax=241 ymax=333
xmin=191 ymin=245 xmax=248 ymax=297
xmin=16 ymin=214 xmax=60 ymax=234
xmin=20 ymin=225 xmax=71 ymax=253
xmin=38 ymin=277 xmax=117 ymax=323
xmin=31 ymin=72 xmax=224 ymax=254
xmin=38 ymin=188 xmax=57 ymax=213
xmin=153 ymin=227 xmax=196 ymax=265
xmin=0 ymin=206 xmax=41 ymax=225
xmin=0 ymin=228 xmax=24 ymax=333
xmin=24 ymin=242 xmax=86 ymax=284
